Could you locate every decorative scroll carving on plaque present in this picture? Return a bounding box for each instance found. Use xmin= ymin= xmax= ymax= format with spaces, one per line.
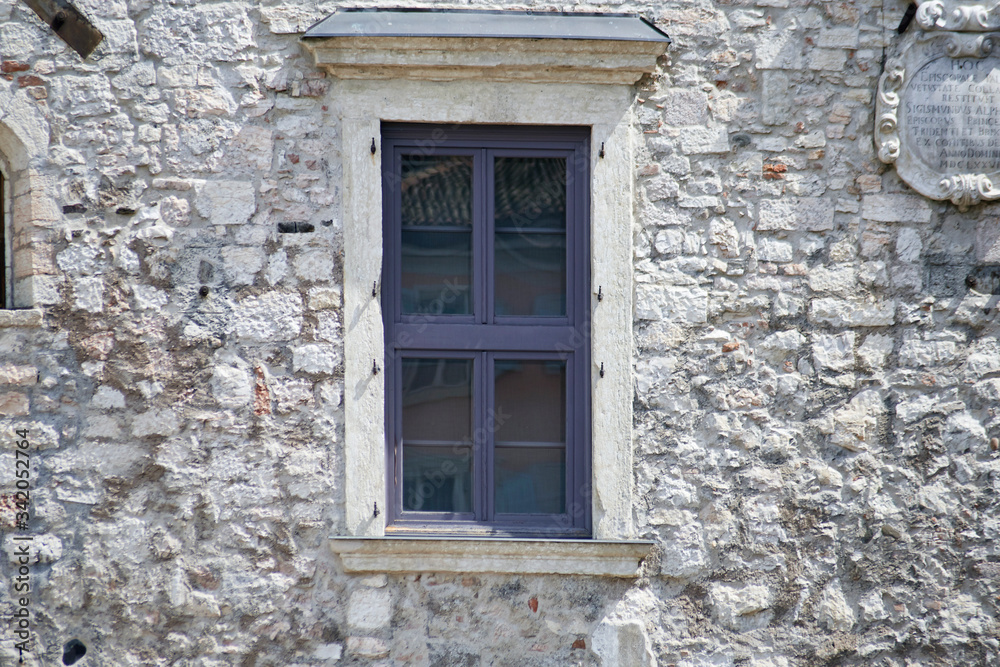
xmin=876 ymin=64 xmax=904 ymax=164
xmin=941 ymin=173 xmax=1000 ymax=207
xmin=875 ymin=13 xmax=1000 ymax=209
xmin=916 ymin=0 xmax=1000 ymax=32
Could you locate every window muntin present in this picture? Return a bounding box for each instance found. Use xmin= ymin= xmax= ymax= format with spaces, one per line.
xmin=382 ymin=124 xmax=590 ymax=537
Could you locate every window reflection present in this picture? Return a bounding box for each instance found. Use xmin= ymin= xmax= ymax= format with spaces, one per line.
xmin=494 ymin=157 xmax=567 ymax=317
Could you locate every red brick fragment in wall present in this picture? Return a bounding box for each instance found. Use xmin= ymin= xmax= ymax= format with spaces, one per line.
xmin=17 ymin=75 xmax=44 ymax=87
xmin=763 ymin=163 xmax=787 ymax=180
xmin=722 ymin=342 xmax=740 ymax=353
xmin=1 ymin=61 xmax=30 ymax=73
xmin=571 ymin=639 xmax=586 ymax=649
xmin=528 ymin=597 xmax=538 ymax=613
xmin=253 ymin=365 xmax=271 ymax=415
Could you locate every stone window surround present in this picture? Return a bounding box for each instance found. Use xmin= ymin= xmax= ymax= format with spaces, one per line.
xmin=0 ymin=117 xmax=52 ymax=326
xmin=306 ymin=32 xmax=665 ymax=576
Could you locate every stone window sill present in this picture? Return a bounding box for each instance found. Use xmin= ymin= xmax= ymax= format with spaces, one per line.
xmin=0 ymin=309 xmax=42 ymax=328
xmin=328 ymin=536 xmax=654 ymax=577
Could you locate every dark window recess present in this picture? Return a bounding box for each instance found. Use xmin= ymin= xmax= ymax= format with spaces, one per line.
xmin=382 ymin=124 xmax=591 ymax=537
xmin=1 ymin=170 xmax=6 ymax=309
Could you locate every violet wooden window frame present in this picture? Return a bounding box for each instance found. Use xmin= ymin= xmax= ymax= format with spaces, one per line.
xmin=381 ymin=123 xmax=592 ymax=537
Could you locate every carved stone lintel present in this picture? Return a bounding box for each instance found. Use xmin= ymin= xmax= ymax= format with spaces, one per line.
xmin=940 ymin=173 xmax=1000 ymax=209
xmin=916 ymin=0 xmax=1000 ymax=31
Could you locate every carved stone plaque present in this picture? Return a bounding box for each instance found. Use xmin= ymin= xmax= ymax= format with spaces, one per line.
xmin=876 ymin=5 xmax=1000 ymax=208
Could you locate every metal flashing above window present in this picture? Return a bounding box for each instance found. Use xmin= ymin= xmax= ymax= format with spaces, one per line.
xmin=304 ymin=8 xmax=670 ymax=42
xmin=301 ymin=8 xmax=670 ymax=85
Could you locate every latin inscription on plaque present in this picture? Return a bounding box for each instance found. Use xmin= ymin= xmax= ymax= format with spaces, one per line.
xmin=903 ymin=56 xmax=1000 ymax=174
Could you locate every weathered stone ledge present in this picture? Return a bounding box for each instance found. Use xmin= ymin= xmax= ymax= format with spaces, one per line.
xmin=328 ymin=537 xmax=655 ymax=577
xmin=0 ymin=308 xmax=42 ymax=328
xmin=303 ymin=36 xmax=668 ymax=85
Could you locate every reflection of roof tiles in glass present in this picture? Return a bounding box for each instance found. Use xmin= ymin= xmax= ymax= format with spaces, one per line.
xmin=305 ymin=8 xmax=670 ymax=43
xmin=496 ymin=158 xmax=566 ymax=229
xmin=401 ymin=156 xmax=567 ymax=228
xmin=402 ymin=156 xmax=472 ymax=227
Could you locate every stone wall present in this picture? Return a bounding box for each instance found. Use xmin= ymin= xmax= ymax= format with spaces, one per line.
xmin=0 ymin=0 xmax=998 ymax=665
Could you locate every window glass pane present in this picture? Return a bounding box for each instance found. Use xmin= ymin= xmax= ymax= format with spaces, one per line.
xmin=494 ymin=360 xmax=566 ymax=443
xmin=494 ymin=232 xmax=566 ymax=317
xmin=401 ymin=155 xmax=473 ymax=227
xmin=402 ymin=358 xmax=473 ymax=442
xmin=401 ymin=230 xmax=472 ymax=315
xmin=494 ymin=157 xmax=566 ymax=230
xmin=404 ymin=445 xmax=473 ymax=512
xmin=495 ymin=447 xmax=565 ymax=514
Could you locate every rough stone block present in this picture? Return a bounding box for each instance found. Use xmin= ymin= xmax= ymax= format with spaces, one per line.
xmin=817 ymin=580 xmax=855 ymax=632
xmin=817 ymin=28 xmax=860 ymax=48
xmin=808 ymin=266 xmax=856 ymax=295
xmin=809 ymin=298 xmax=895 ymax=327
xmin=260 ymin=5 xmax=328 ymax=34
xmin=195 ymin=180 xmax=255 ymax=226
xmin=813 ymin=332 xmax=856 ymax=371
xmin=132 ymin=409 xmax=179 ymax=437
xmin=858 ymin=334 xmax=893 ymax=370
xmin=896 ymin=227 xmax=922 ymax=262
xmin=294 ymin=250 xmax=336 ymax=282
xmin=211 ymin=364 xmax=251 ymax=409
xmin=645 ymin=175 xmax=680 ymax=201
xmin=862 ymin=194 xmax=932 ymax=223
xmin=5 ymin=533 xmax=61 ymax=564
xmin=710 ymin=583 xmax=774 ymax=632
xmin=51 ymin=75 xmax=114 ymax=117
xmin=0 ymin=365 xmax=36 ymax=386
xmin=680 ymin=127 xmax=729 ymax=154
xmin=73 ymin=276 xmax=104 ymax=313
xmin=222 ymin=246 xmax=265 ymax=286
xmin=140 ymin=4 xmax=256 ymax=63
xmin=347 ymin=637 xmax=389 ymax=659
xmin=809 ymin=49 xmax=848 ymax=71
xmin=757 ymin=197 xmax=835 ymax=232
xmin=309 ymin=287 xmax=341 ymax=310
xmin=659 ymin=88 xmax=710 ymax=126
xmin=233 ymin=292 xmax=303 ymax=342
xmin=635 ymin=285 xmax=708 ymax=323
xmin=271 ymin=378 xmax=314 ymax=413
xmin=91 ymin=388 xmax=125 ymax=413
xmin=0 ymin=392 xmax=28 ymax=416
xmin=899 ymin=340 xmax=958 ymax=367
xmin=292 ymin=344 xmax=341 ymax=375
xmin=755 ymin=30 xmax=802 ymax=69
xmin=591 ymin=619 xmax=656 ymax=667
xmin=756 ymin=238 xmax=793 ymax=263
xmin=348 ymin=588 xmax=392 ymax=630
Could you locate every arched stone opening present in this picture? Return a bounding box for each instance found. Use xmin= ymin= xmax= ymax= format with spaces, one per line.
xmin=0 ymin=109 xmax=58 ymax=314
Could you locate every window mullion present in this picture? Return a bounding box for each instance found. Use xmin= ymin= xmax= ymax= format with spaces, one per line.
xmin=484 ymin=148 xmax=495 ymax=326
xmin=480 ymin=350 xmax=492 ymax=523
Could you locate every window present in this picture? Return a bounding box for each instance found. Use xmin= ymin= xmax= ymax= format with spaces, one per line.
xmin=0 ymin=168 xmax=7 ymax=308
xmin=317 ymin=28 xmax=654 ymax=548
xmin=381 ymin=124 xmax=591 ymax=537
